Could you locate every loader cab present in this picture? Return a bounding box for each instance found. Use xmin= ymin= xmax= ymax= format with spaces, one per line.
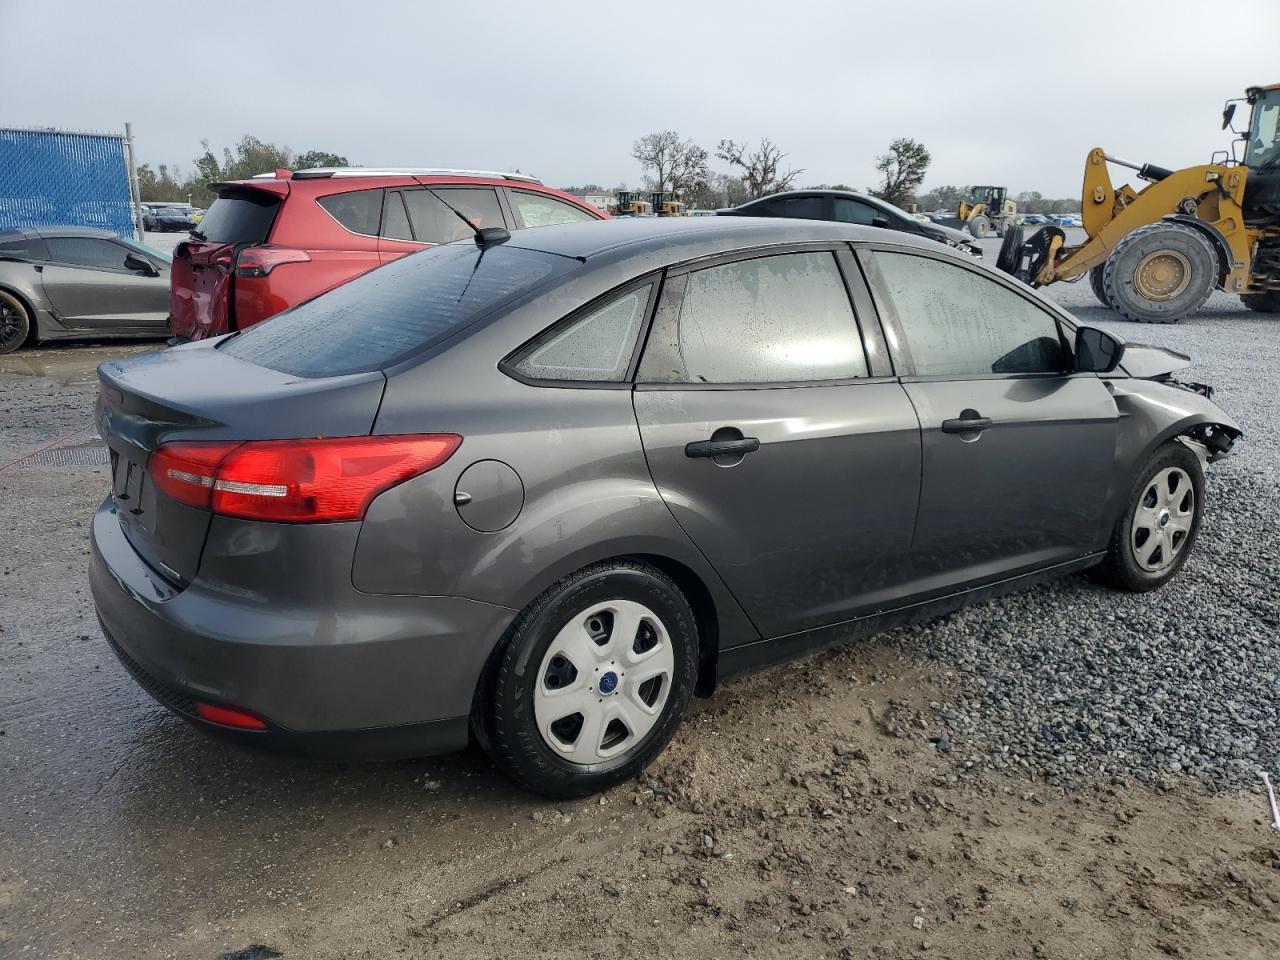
xmin=1242 ymin=85 xmax=1280 ymax=169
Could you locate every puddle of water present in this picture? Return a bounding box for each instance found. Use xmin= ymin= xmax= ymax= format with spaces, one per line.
xmin=0 ymin=342 xmax=163 ymax=385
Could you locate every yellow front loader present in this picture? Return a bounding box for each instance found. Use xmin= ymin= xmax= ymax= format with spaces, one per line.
xmin=999 ymin=83 xmax=1280 ymax=323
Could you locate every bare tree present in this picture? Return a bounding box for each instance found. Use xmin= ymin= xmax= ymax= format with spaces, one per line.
xmin=715 ymin=138 xmax=802 ymax=200
xmin=632 ymin=131 xmax=710 ymax=198
xmin=868 ymin=138 xmax=931 ymax=207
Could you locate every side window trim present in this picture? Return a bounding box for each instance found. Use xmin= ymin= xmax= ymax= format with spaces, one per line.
xmin=499 ymin=271 xmax=664 ymax=389
xmin=836 ymin=247 xmax=894 ymax=378
xmin=637 ymin=245 xmax=891 ymax=389
xmin=858 ymin=244 xmax=1075 ymax=382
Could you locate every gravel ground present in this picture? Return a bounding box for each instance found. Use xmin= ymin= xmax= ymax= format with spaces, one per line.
xmin=883 ymin=234 xmax=1280 ymax=792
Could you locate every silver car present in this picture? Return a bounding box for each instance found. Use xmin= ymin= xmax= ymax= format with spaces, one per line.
xmin=89 ymin=217 xmax=1240 ymax=797
xmin=0 ymin=226 xmax=171 ymax=353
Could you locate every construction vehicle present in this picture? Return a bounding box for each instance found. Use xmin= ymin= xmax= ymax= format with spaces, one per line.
xmin=999 ymin=82 xmax=1280 ymax=323
xmin=946 ymin=185 xmax=1017 ymax=238
xmin=608 ymin=191 xmax=652 ymax=217
xmin=649 ymin=192 xmax=686 ymax=217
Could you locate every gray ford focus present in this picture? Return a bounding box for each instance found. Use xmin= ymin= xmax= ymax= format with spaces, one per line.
xmin=89 ymin=217 xmax=1240 ymax=797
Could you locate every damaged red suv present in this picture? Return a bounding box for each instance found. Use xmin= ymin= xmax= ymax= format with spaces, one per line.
xmin=169 ymin=168 xmax=607 ymax=340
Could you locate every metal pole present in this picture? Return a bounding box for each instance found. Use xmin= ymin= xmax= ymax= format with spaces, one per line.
xmin=124 ymin=122 xmax=144 ymax=241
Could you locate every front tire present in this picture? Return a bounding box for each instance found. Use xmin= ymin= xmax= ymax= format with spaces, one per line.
xmin=1090 ymin=442 xmax=1203 ymax=592
xmin=1240 ymin=291 xmax=1280 ymax=313
xmin=1102 ymin=222 xmax=1218 ymax=323
xmin=482 ymin=560 xmax=698 ymax=798
xmin=1089 ymin=263 xmax=1112 ymax=307
xmin=0 ymin=289 xmax=32 ymax=354
xmin=968 ymin=214 xmax=990 ymax=239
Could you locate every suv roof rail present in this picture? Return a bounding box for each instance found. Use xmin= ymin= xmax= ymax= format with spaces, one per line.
xmin=253 ymin=167 xmax=542 ymax=184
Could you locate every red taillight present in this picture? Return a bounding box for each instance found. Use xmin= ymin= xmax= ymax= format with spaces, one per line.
xmin=147 ymin=435 xmax=461 ymax=523
xmin=235 ymin=246 xmax=311 ymax=278
xmin=195 ymin=702 xmax=268 ymax=730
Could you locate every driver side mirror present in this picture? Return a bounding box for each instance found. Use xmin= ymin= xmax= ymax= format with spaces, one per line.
xmin=871 ymin=215 xmax=890 ymax=228
xmin=1222 ymin=102 xmax=1237 ymax=131
xmin=1074 ymin=325 xmax=1123 ymax=373
xmin=125 ymin=252 xmax=159 ymax=277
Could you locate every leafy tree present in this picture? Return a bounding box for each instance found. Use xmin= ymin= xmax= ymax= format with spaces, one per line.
xmin=294 ymin=150 xmax=350 ymax=169
xmin=916 ymin=184 xmax=969 ymax=213
xmin=868 ymin=138 xmax=931 ymax=207
xmin=136 ymin=162 xmax=189 ymax=202
xmin=632 ymin=131 xmax=710 ymax=198
xmin=715 ymin=138 xmax=801 ymax=200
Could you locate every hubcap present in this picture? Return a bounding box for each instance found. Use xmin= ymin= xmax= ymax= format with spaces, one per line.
xmin=1134 ymin=249 xmax=1191 ymax=301
xmin=1131 ymin=466 xmax=1195 ymax=572
xmin=533 ymin=599 xmax=674 ymax=765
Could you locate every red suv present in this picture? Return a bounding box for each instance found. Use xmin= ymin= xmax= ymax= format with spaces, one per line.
xmin=169 ymin=168 xmax=608 ymax=340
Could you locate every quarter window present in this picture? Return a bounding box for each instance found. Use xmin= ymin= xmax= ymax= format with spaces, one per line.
xmin=512 ymin=191 xmax=597 ymax=227
xmin=317 ymin=189 xmax=383 ymax=236
xmin=512 ymin=284 xmax=653 ymax=382
xmin=777 ymin=196 xmax=824 ymax=220
xmin=643 ymin=252 xmax=867 ymax=384
xmin=874 ymin=252 xmax=1067 ymax=377
xmin=403 ymin=188 xmax=505 ymax=245
xmin=381 ymin=191 xmax=413 ymax=241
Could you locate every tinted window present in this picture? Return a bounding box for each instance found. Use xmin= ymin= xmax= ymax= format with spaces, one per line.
xmin=832 ymin=198 xmax=878 ymax=225
xmin=45 ymin=237 xmax=129 ymax=270
xmin=645 ymin=252 xmax=866 ymax=383
xmin=777 ymin=196 xmax=824 ymax=220
xmin=197 ymin=192 xmax=279 ymax=243
xmin=513 ymin=284 xmax=652 ymax=382
xmin=875 ymin=252 xmax=1066 ymax=376
xmin=382 ymin=191 xmax=413 ymax=241
xmin=403 ymin=188 xmax=505 ymax=244
xmin=317 ymin=189 xmax=382 ymax=236
xmin=0 ymin=237 xmax=45 ymax=260
xmin=221 ymin=243 xmax=570 ymax=377
xmin=511 ymin=191 xmax=597 ymax=228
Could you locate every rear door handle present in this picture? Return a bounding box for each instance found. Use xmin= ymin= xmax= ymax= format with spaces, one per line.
xmin=685 ymin=437 xmax=761 ymax=458
xmin=941 ymin=415 xmax=993 ymax=434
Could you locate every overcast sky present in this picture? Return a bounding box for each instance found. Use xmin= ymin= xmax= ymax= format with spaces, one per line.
xmin=4 ymin=0 xmax=1277 ymax=198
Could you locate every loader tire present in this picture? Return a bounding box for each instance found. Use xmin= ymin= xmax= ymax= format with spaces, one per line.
xmin=968 ymin=214 xmax=990 ymax=239
xmin=996 ymin=226 xmax=1024 ymax=276
xmin=1240 ymin=291 xmax=1280 ymax=313
xmin=1102 ymin=222 xmax=1217 ymax=323
xmin=1089 ymin=263 xmax=1112 ymax=307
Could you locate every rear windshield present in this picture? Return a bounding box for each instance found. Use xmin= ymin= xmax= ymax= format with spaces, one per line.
xmin=220 ymin=242 xmax=572 ymax=377
xmin=196 ymin=191 xmax=280 ymax=243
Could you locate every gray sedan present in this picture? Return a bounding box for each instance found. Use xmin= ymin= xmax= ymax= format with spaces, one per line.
xmin=89 ymin=217 xmax=1240 ymax=797
xmin=0 ymin=226 xmax=171 ymax=353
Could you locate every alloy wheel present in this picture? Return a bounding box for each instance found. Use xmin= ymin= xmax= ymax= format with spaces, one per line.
xmin=1131 ymin=466 xmax=1195 ymax=572
xmin=533 ymin=599 xmax=674 ymax=765
xmin=0 ymin=300 xmax=24 ymax=351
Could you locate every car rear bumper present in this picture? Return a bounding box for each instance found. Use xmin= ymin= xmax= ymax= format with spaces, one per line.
xmin=89 ymin=497 xmax=516 ymax=759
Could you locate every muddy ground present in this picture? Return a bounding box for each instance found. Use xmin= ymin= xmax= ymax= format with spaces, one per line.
xmin=2 ymin=271 xmax=1279 ymax=959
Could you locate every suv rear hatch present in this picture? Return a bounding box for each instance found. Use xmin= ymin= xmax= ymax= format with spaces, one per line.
xmin=96 ymin=341 xmax=385 ymax=586
xmin=170 ymin=181 xmax=286 ymax=340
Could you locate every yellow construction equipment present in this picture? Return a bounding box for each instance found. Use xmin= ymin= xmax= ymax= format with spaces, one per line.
xmin=608 ymin=191 xmax=653 ymax=217
xmin=952 ymin=185 xmax=1017 ymax=238
xmin=649 ymin=192 xmax=686 ymax=217
xmin=999 ymin=82 xmax=1280 ymax=322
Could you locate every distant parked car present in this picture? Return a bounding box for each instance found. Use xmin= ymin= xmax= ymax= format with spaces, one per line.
xmin=0 ymin=227 xmax=171 ymax=353
xmin=169 ymin=167 xmax=608 ymax=341
xmin=1022 ymin=214 xmax=1048 ymax=225
xmin=144 ymin=206 xmax=198 ymax=233
xmin=717 ymin=190 xmax=982 ymax=257
xmin=1052 ymin=214 xmax=1082 ymax=227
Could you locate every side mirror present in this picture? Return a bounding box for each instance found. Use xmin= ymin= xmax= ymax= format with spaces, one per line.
xmin=1074 ymin=325 xmax=1123 ymax=373
xmin=125 ymin=253 xmax=159 ymax=277
xmin=871 ymin=215 xmax=890 ymax=228
xmin=1222 ymin=102 xmax=1236 ymax=131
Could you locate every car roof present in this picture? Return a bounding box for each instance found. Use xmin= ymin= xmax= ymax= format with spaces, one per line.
xmin=0 ymin=225 xmax=124 ymax=241
xmin=504 ymin=215 xmax=937 ymax=265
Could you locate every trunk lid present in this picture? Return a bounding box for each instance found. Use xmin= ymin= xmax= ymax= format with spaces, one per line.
xmin=95 ymin=340 xmax=385 ymax=586
xmin=170 ymin=183 xmax=286 ymax=340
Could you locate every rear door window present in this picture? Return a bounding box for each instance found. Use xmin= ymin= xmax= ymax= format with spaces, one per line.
xmin=196 ymin=191 xmax=280 ymax=243
xmin=317 ymin=189 xmax=383 ymax=236
xmin=44 ymin=237 xmax=130 ymax=270
xmin=403 ymin=188 xmax=506 ymax=244
xmin=220 ymin=243 xmax=572 ymax=377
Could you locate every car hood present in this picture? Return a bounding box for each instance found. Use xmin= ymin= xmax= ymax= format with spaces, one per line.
xmin=1120 ymin=342 xmax=1192 ymax=379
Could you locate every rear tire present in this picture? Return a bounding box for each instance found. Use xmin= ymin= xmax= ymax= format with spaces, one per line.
xmin=1090 ymin=442 xmax=1203 ymax=592
xmin=1240 ymin=291 xmax=1280 ymax=313
xmin=968 ymin=214 xmax=990 ymax=239
xmin=1089 ymin=263 xmax=1112 ymax=307
xmin=482 ymin=560 xmax=698 ymax=798
xmin=1102 ymin=222 xmax=1218 ymax=323
xmin=0 ymin=288 xmax=32 ymax=354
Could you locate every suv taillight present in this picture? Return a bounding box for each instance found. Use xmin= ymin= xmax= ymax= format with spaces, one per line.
xmin=235 ymin=246 xmax=312 ymax=278
xmin=148 ymin=435 xmax=462 ymax=522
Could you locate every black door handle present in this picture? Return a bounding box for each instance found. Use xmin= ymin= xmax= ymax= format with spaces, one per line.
xmin=685 ymin=437 xmax=761 ymax=459
xmin=941 ymin=414 xmax=993 ymax=434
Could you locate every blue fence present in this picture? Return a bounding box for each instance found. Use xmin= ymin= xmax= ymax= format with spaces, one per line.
xmin=0 ymin=128 xmax=135 ymax=237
